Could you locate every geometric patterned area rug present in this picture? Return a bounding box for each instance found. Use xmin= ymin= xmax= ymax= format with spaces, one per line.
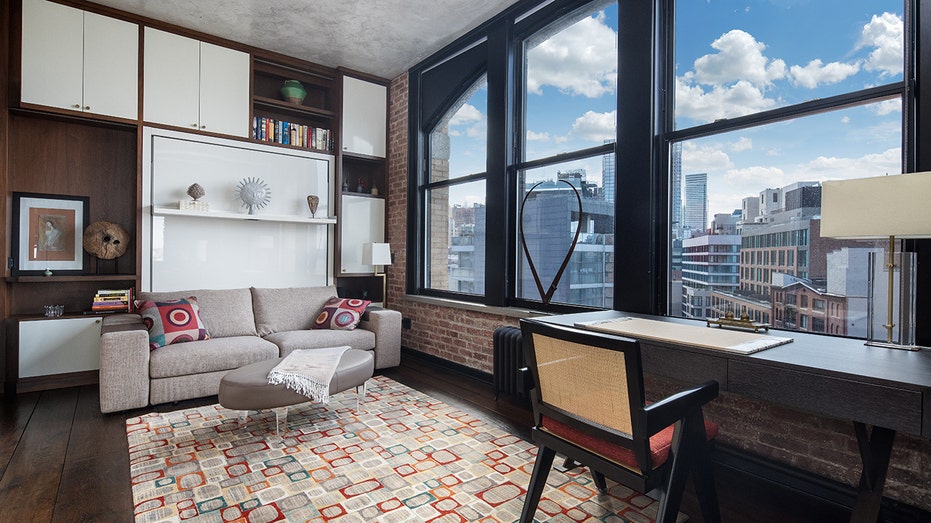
xmin=127 ymin=375 xmax=683 ymax=522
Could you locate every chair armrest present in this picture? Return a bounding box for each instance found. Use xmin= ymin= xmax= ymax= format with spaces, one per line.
xmin=642 ymin=380 xmax=719 ymax=435
xmin=358 ymin=308 xmax=401 ymax=369
xmin=99 ymin=314 xmax=151 ymax=413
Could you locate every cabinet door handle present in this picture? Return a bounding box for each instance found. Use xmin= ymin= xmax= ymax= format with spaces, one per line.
xmin=190 ymin=123 xmax=198 ymax=127
xmin=84 ymin=106 xmax=90 ymax=111
xmin=72 ymin=104 xmax=81 ymax=109
xmin=200 ymin=125 xmax=206 ymax=129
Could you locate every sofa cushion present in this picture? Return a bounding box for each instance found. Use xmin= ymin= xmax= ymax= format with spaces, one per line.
xmin=138 ymin=288 xmax=257 ymax=338
xmin=251 ymin=286 xmax=337 ymax=336
xmin=263 ymin=328 xmax=376 ymax=357
xmin=136 ymin=297 xmax=209 ymax=350
xmin=149 ymin=336 xmax=279 ymax=379
xmin=312 ymin=297 xmax=371 ymax=330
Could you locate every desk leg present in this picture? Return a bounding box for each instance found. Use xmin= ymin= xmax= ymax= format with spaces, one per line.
xmin=849 ymin=422 xmax=895 ymax=523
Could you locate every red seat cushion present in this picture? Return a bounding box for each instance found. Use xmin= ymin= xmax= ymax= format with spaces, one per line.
xmin=541 ymin=415 xmax=718 ymax=471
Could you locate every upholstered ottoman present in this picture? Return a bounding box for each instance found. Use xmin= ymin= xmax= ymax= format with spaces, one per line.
xmin=219 ymin=349 xmax=374 ymax=432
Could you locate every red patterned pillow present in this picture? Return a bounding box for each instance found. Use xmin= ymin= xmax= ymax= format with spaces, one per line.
xmin=312 ymin=296 xmax=371 ymax=330
xmin=135 ymin=297 xmax=210 ymax=350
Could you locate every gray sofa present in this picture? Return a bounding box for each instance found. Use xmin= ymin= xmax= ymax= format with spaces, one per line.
xmin=98 ymin=286 xmax=401 ymax=413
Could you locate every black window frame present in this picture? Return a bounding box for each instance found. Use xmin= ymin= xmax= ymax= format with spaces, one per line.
xmin=407 ymin=0 xmax=931 ymax=345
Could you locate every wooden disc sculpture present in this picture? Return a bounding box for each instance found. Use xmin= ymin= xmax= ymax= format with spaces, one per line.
xmin=83 ymin=221 xmax=130 ymax=260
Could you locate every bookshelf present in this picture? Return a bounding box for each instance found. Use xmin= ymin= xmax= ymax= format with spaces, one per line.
xmin=251 ymin=57 xmax=338 ymax=152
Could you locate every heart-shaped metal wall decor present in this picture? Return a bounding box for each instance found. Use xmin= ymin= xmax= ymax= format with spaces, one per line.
xmin=518 ymin=179 xmax=583 ymax=306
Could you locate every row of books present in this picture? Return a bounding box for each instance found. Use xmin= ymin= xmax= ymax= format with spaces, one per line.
xmin=252 ymin=117 xmax=332 ymax=151
xmin=92 ymin=288 xmax=133 ymax=313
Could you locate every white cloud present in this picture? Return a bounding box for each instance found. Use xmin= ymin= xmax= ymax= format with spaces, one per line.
xmin=795 ymin=147 xmax=901 ymax=181
xmin=790 ymin=59 xmax=860 ymax=89
xmin=527 ymin=130 xmax=550 ymax=142
xmin=526 ymin=11 xmax=617 ymax=98
xmin=680 ymin=141 xmax=733 ymax=173
xmin=841 ymin=116 xmax=851 ymax=124
xmin=689 ymin=30 xmax=787 ymax=88
xmin=449 ymin=103 xmax=483 ymax=126
xmin=569 ymin=110 xmax=616 ymax=142
xmin=870 ymin=98 xmax=901 ymax=116
xmin=449 ymin=103 xmax=486 ymax=140
xmin=728 ymin=137 xmax=752 ymax=152
xmin=857 ymin=12 xmax=904 ymax=77
xmin=724 ymin=166 xmax=787 ymax=189
xmin=675 ymin=77 xmax=777 ymax=122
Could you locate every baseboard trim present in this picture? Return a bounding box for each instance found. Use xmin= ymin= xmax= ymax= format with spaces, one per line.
xmin=400 ymin=346 xmax=493 ymax=384
xmin=715 ymin=444 xmax=929 ymax=523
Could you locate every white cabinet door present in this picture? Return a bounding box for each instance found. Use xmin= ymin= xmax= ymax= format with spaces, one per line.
xmin=21 ymin=0 xmax=138 ymax=119
xmin=83 ymin=11 xmax=138 ymax=119
xmin=144 ymin=27 xmax=200 ymax=130
xmin=341 ymin=76 xmax=387 ymax=158
xmin=340 ymin=195 xmax=385 ymax=274
xmin=20 ymin=0 xmax=84 ymax=111
xmin=199 ymin=42 xmax=250 ymax=137
xmin=19 ymin=317 xmax=102 ymax=378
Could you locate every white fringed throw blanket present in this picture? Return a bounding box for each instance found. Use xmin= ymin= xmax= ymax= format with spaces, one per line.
xmin=266 ymin=346 xmax=351 ymax=404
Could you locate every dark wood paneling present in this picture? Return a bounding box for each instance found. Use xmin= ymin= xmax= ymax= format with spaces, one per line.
xmin=7 ymin=113 xmax=138 ymax=282
xmin=730 ymin=360 xmax=922 ymax=435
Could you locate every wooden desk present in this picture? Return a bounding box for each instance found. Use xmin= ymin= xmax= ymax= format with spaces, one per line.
xmin=537 ymin=311 xmax=931 ymax=523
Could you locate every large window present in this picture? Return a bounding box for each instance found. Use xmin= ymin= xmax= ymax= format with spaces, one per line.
xmin=517 ymin=1 xmax=617 ymax=308
xmin=408 ymin=0 xmax=929 ymax=343
xmin=425 ymin=76 xmax=487 ymax=295
xmin=668 ymin=0 xmax=908 ymax=340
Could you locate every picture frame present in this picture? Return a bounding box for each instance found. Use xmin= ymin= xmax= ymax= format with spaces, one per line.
xmin=11 ymin=192 xmax=89 ymax=276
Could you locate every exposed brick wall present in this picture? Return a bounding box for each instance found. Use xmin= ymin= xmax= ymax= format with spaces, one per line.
xmin=385 ymin=72 xmax=931 ymax=512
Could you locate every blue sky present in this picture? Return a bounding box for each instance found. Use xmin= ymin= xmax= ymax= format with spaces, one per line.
xmin=443 ymin=1 xmax=904 ymax=221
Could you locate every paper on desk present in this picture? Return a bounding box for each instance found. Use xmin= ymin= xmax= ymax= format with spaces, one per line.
xmin=575 ymin=317 xmax=793 ymax=354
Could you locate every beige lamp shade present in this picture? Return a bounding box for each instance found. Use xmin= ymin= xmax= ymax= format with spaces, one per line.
xmin=362 ymin=242 xmax=392 ymax=266
xmin=821 ymin=171 xmax=931 ymax=239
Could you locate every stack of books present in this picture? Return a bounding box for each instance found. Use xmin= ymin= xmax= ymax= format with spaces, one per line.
xmin=252 ymin=117 xmax=332 ymax=151
xmin=91 ymin=289 xmax=133 ymax=313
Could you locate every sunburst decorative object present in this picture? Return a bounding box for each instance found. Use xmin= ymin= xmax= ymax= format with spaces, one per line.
xmin=235 ymin=177 xmax=271 ymax=215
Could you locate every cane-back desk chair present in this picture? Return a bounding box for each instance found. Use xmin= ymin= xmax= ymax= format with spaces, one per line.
xmin=518 ymin=318 xmax=721 ymax=523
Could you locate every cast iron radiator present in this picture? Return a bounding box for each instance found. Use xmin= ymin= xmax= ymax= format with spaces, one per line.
xmin=493 ymin=326 xmax=526 ymax=399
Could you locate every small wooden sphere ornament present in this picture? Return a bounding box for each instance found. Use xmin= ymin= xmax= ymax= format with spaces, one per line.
xmin=83 ymin=221 xmax=130 ymax=260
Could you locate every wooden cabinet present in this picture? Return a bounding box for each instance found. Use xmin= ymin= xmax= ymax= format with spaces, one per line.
xmin=251 ymin=58 xmax=336 ymax=152
xmin=340 ymin=195 xmax=385 ymax=274
xmin=20 ymin=0 xmax=138 ymax=119
xmin=341 ymin=75 xmax=387 ymax=158
xmin=143 ymin=28 xmax=250 ymax=137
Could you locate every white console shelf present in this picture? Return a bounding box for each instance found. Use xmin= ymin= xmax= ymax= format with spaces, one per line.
xmin=152 ymin=206 xmax=336 ymax=224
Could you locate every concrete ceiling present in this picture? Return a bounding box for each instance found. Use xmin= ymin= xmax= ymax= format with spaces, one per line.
xmin=88 ymin=0 xmax=519 ymax=79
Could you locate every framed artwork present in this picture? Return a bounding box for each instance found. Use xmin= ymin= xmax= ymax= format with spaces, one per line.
xmin=11 ymin=192 xmax=89 ymax=276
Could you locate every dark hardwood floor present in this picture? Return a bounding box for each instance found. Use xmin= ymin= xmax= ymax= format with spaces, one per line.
xmin=1 ymin=353 xmax=859 ymax=523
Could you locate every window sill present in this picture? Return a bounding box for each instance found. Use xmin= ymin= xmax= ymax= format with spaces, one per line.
xmin=401 ymin=294 xmax=547 ymax=319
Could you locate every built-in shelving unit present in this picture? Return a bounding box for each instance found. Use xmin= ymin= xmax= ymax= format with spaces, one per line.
xmin=251 ymin=57 xmax=338 ymax=152
xmin=152 ymin=207 xmax=336 ymax=224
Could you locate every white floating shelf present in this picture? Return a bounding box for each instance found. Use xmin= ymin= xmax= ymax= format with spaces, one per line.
xmin=153 ymin=207 xmax=336 ymax=224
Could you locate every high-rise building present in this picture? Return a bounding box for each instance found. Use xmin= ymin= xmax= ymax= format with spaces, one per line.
xmin=681 ymin=233 xmax=740 ymax=319
xmin=602 ymin=140 xmax=615 ymax=203
xmin=670 ymin=142 xmax=682 ymax=239
xmin=684 ymin=172 xmax=707 ymax=234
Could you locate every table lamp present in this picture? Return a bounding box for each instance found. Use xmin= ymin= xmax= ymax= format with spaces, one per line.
xmin=362 ymin=242 xmax=392 ymax=306
xmin=821 ymin=171 xmax=931 ymax=350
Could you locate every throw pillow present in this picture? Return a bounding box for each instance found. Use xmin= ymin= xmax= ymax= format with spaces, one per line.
xmin=312 ymin=296 xmax=371 ymax=330
xmin=135 ymin=297 xmax=210 ymax=350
